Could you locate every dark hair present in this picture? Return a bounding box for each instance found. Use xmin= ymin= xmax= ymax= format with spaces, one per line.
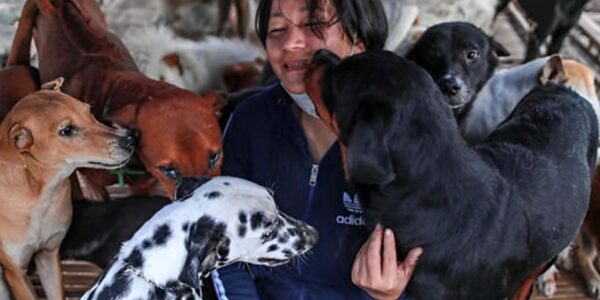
xmin=256 ymin=0 xmax=388 ymax=51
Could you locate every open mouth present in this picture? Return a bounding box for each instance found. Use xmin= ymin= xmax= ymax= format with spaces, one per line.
xmin=449 ymin=102 xmax=467 ymax=110
xmin=284 ymin=60 xmax=310 ymax=71
xmin=257 ymin=258 xmax=290 ymax=266
xmin=87 ymin=159 xmax=129 ymax=169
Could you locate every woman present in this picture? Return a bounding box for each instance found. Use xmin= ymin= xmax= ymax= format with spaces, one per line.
xmin=212 ymin=0 xmax=422 ymax=299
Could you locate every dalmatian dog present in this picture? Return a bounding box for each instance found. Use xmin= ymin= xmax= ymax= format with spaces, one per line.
xmin=82 ymin=176 xmax=319 ymax=300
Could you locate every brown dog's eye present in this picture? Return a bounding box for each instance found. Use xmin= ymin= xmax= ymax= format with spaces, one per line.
xmin=208 ymin=151 xmax=221 ymax=169
xmin=466 ymin=50 xmax=479 ymax=61
xmin=158 ymin=165 xmax=181 ymax=180
xmin=59 ymin=125 xmax=78 ymax=137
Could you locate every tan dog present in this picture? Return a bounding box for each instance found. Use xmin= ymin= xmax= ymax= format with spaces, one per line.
xmin=14 ymin=0 xmax=224 ymax=198
xmin=572 ymin=169 xmax=600 ymax=299
xmin=0 ymin=79 xmax=134 ymax=300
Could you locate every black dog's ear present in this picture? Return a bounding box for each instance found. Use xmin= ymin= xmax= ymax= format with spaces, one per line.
xmin=174 ymin=177 xmax=211 ymax=201
xmin=490 ymin=39 xmax=510 ymax=57
xmin=313 ymin=49 xmax=341 ymax=67
xmin=346 ymin=120 xmax=395 ymax=187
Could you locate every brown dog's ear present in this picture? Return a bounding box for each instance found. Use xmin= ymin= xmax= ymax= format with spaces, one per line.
xmin=105 ymin=104 xmax=138 ymax=127
xmin=162 ymin=53 xmax=184 ymax=76
xmin=222 ymin=62 xmax=261 ymax=93
xmin=201 ymin=90 xmax=228 ymax=119
xmin=11 ymin=125 xmax=33 ymax=151
xmin=540 ymin=55 xmax=566 ymax=84
xmin=41 ymin=77 xmax=64 ymax=91
xmin=0 ymin=124 xmax=31 ymax=166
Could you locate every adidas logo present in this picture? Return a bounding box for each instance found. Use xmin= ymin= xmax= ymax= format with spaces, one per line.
xmin=336 ymin=193 xmax=364 ymax=226
xmin=343 ymin=193 xmax=362 ymax=213
xmin=336 ymin=214 xmax=365 ymax=226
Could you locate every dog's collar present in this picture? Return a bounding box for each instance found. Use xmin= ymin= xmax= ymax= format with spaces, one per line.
xmin=124 ymin=263 xmax=203 ymax=297
xmin=110 ymin=165 xmax=149 ymax=187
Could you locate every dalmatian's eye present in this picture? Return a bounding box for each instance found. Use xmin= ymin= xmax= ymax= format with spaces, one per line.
xmin=261 ymin=228 xmax=277 ymax=240
xmin=208 ymin=151 xmax=221 ymax=169
xmin=59 ymin=124 xmax=78 ymax=137
xmin=466 ymin=49 xmax=479 ymax=62
xmin=261 ymin=219 xmax=279 ymax=240
xmin=158 ymin=164 xmax=181 ymax=180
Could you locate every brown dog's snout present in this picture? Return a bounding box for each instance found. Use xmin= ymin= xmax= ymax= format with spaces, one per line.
xmin=118 ymin=129 xmax=138 ymax=152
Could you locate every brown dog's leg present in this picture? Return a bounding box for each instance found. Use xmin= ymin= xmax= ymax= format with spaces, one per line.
xmin=36 ymin=0 xmax=57 ymax=16
xmin=234 ymin=0 xmax=248 ymax=38
xmin=0 ymin=248 xmax=36 ymax=300
xmin=217 ymin=0 xmax=233 ymax=36
xmin=34 ymin=248 xmax=64 ymax=300
xmin=575 ymin=226 xmax=600 ymax=298
xmin=6 ymin=0 xmax=38 ymax=66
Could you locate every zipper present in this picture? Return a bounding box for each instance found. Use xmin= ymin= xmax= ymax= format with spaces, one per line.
xmin=309 ymin=164 xmax=319 ymax=187
xmin=298 ymin=164 xmax=319 ymax=277
xmin=302 ymin=164 xmax=320 ymax=221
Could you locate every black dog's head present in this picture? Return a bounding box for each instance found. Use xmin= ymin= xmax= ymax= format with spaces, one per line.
xmin=407 ymin=22 xmax=510 ymax=116
xmin=306 ymin=49 xmax=454 ymax=188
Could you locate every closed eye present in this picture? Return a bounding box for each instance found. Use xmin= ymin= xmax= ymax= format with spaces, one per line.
xmin=268 ymin=27 xmax=287 ymax=38
xmin=158 ymin=164 xmax=181 ymax=180
xmin=261 ymin=219 xmax=279 ymax=240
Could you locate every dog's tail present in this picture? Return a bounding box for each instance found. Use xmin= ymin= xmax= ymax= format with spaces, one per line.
xmin=6 ymin=0 xmax=38 ymax=67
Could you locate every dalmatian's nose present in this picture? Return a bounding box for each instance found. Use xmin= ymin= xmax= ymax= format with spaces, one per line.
xmin=301 ymin=226 xmax=319 ymax=246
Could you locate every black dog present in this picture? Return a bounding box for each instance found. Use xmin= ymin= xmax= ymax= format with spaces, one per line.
xmin=306 ymin=49 xmax=597 ymax=299
xmin=60 ymin=196 xmax=170 ymax=268
xmin=406 ymin=22 xmax=510 ymax=118
xmin=496 ymin=0 xmax=590 ymax=62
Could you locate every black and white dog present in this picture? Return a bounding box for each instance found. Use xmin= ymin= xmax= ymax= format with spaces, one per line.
xmin=82 ymin=176 xmax=318 ymax=300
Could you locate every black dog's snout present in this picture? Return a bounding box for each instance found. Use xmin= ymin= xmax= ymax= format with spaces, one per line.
xmin=118 ymin=130 xmax=138 ymax=151
xmin=438 ymin=76 xmax=462 ymax=96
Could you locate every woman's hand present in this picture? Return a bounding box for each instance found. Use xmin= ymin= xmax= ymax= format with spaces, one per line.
xmin=352 ymin=224 xmax=423 ymax=300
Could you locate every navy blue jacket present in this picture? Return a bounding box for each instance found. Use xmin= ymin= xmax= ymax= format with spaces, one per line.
xmin=211 ymin=83 xmax=375 ymax=300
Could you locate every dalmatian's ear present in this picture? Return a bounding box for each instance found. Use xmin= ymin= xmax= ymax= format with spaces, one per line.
xmin=174 ymin=176 xmax=211 ymax=201
xmin=178 ymin=234 xmax=227 ymax=288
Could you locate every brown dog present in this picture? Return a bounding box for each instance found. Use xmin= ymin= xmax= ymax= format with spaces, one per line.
xmin=0 ymin=78 xmax=134 ymax=300
xmin=15 ymin=0 xmax=224 ymax=197
xmin=559 ymin=167 xmax=600 ymax=300
xmin=579 ymin=173 xmax=600 ymax=299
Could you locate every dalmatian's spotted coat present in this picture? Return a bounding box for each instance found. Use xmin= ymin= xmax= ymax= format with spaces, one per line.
xmin=82 ymin=176 xmax=319 ymax=300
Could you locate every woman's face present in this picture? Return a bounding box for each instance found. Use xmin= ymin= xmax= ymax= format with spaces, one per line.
xmin=265 ymin=0 xmax=364 ymax=94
